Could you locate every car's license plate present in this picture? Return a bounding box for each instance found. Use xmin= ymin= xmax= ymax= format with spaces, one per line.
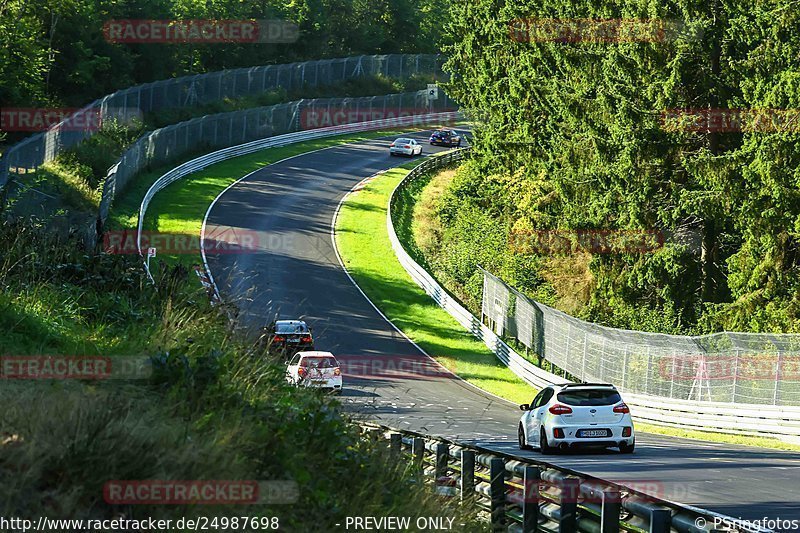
xmin=288 ymin=338 xmax=300 ymax=343
xmin=578 ymin=429 xmax=610 ymax=438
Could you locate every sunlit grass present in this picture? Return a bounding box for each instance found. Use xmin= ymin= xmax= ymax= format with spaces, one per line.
xmin=108 ymin=129 xmax=420 ymax=272
xmin=335 ymin=162 xmax=534 ymax=405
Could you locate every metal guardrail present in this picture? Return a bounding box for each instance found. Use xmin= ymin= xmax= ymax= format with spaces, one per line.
xmin=386 ymin=148 xmax=800 ymax=443
xmin=136 ymin=111 xmax=460 ymax=285
xmin=360 ymin=423 xmax=764 ymax=533
xmin=106 ymin=92 xmax=457 ymax=228
xmin=0 ymin=54 xmax=442 ymax=192
xmin=387 ymin=147 xmax=566 ymax=392
xmin=482 ymin=269 xmax=800 ymax=407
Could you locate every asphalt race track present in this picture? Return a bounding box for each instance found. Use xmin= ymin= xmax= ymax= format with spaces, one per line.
xmin=203 ymin=132 xmax=800 ymax=523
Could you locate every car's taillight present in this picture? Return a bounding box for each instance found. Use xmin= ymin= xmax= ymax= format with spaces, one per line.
xmin=622 ymin=426 xmax=632 ymax=437
xmin=403 ymin=145 xmax=411 ymax=149
xmin=614 ymin=403 xmax=630 ymax=414
xmin=390 ymin=143 xmax=395 ymax=147
xmin=297 ymin=367 xmax=307 ymax=377
xmin=553 ymin=428 xmax=565 ymax=439
xmin=334 ymin=367 xmax=341 ymax=376
xmin=549 ymin=404 xmax=573 ymax=415
xmin=273 ymin=335 xmax=285 ymax=342
xmin=301 ymin=335 xmax=312 ymax=343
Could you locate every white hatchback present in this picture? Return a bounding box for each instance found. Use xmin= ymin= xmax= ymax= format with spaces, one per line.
xmin=518 ymin=383 xmax=635 ymax=454
xmin=286 ymin=351 xmax=343 ymax=394
xmin=389 ymin=137 xmax=423 ymax=157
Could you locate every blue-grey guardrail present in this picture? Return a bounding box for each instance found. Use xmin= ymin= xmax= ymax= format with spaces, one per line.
xmin=104 ymin=92 xmax=456 ymax=229
xmin=0 ymin=54 xmax=443 ymax=201
xmin=361 ymin=423 xmax=766 ymax=533
xmin=386 ymin=148 xmax=800 ymax=443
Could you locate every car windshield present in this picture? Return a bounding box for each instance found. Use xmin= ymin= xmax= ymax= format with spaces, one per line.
xmin=557 ymin=388 xmax=622 ymax=406
xmin=276 ymin=322 xmax=309 ymax=334
xmin=300 ymin=357 xmax=337 ymax=368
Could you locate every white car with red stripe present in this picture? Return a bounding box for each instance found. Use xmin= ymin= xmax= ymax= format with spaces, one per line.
xmin=286 ymin=351 xmax=343 ymax=394
xmin=518 ymin=383 xmax=635 ymax=454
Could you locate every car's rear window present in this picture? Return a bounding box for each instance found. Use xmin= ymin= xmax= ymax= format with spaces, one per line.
xmin=557 ymin=389 xmax=622 ymax=406
xmin=276 ymin=322 xmax=309 ymax=334
xmin=395 ymin=138 xmax=411 ymax=144
xmin=300 ymin=357 xmax=337 ymax=368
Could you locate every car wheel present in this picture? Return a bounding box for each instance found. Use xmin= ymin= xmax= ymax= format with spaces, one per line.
xmin=518 ymin=424 xmax=531 ymax=451
xmin=539 ymin=427 xmax=554 ymax=454
xmin=619 ymin=440 xmax=635 ymax=454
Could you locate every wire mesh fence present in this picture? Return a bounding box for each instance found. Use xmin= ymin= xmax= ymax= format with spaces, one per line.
xmin=0 ymin=54 xmax=443 ymax=191
xmin=99 ymin=91 xmax=458 ymax=225
xmin=481 ymin=268 xmax=800 ymax=406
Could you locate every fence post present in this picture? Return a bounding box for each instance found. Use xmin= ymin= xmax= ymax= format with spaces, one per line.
xmin=774 ymin=352 xmax=783 ymax=405
xmin=490 ymin=457 xmax=506 ymax=531
xmin=522 ymin=466 xmax=540 ymax=533
xmin=413 ymin=437 xmax=425 ymax=480
xmin=559 ymin=478 xmax=579 ymax=533
xmin=600 ymin=489 xmax=621 ymax=533
xmin=389 ymin=433 xmax=402 ymax=459
xmin=649 ymin=509 xmax=671 ymax=533
xmin=435 ymin=443 xmax=449 ymax=479
xmin=460 ymin=450 xmax=475 ymax=502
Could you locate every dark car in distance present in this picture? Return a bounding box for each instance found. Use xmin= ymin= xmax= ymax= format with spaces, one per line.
xmin=429 ymin=128 xmax=462 ymax=147
xmin=262 ymin=319 xmax=314 ymax=358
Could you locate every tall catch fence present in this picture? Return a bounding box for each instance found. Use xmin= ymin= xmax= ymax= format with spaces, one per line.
xmin=0 ymin=54 xmax=443 ymax=192
xmin=99 ymin=90 xmax=456 ymax=227
xmin=481 ymin=269 xmax=800 ymax=406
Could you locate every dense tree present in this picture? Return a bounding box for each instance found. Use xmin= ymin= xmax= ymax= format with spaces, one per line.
xmin=0 ymin=0 xmax=447 ymax=111
xmin=438 ymin=0 xmax=798 ymax=332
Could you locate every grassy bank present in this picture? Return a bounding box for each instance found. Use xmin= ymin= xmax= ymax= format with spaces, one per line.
xmin=335 ymin=160 xmax=534 ymax=405
xmin=0 ymin=210 xmax=481 ymax=527
xmin=108 ymin=129 xmax=419 ymax=274
xmin=10 ymin=74 xmax=434 ymax=221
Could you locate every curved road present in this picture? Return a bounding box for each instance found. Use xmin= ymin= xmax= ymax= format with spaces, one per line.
xmin=203 ymin=133 xmax=800 ymax=523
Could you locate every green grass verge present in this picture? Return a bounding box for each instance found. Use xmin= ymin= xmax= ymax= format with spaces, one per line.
xmin=107 ymin=128 xmax=420 ymax=271
xmin=335 ymin=161 xmax=535 ymax=405
xmin=335 ymin=158 xmax=800 ymax=453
